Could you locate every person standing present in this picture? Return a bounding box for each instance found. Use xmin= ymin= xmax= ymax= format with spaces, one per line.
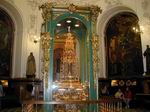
xmin=144 ymin=45 xmax=150 ymax=74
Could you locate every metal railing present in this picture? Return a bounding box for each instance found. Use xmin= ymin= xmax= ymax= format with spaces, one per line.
xmin=22 ymin=97 xmax=123 ymax=112
xmin=99 ymin=96 xmax=123 ymax=112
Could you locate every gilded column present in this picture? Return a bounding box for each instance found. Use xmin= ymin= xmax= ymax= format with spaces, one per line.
xmin=92 ymin=34 xmax=100 ymax=85
xmin=41 ymin=32 xmax=51 ymax=88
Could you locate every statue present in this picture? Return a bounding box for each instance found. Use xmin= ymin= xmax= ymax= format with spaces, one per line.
xmin=26 ymin=52 xmax=36 ymax=78
xmin=144 ymin=45 xmax=150 ymax=74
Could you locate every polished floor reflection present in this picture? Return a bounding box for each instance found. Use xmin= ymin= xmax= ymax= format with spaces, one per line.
xmin=1 ymin=108 xmax=150 ymax=112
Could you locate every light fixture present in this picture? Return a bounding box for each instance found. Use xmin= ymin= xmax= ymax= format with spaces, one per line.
xmin=33 ymin=35 xmax=40 ymax=43
xmin=28 ymin=30 xmax=41 ymax=44
xmin=132 ymin=26 xmax=139 ymax=33
xmin=132 ymin=25 xmax=144 ymax=34
xmin=57 ymin=23 xmax=61 ymax=26
xmin=29 ymin=31 xmax=40 ymax=43
xmin=75 ymin=24 xmax=79 ymax=27
xmin=132 ymin=27 xmax=136 ymax=31
xmin=52 ymin=84 xmax=58 ymax=89
xmin=66 ymin=20 xmax=71 ymax=23
xmin=140 ymin=25 xmax=144 ymax=32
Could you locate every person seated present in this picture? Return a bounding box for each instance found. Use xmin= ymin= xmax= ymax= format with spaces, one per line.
xmin=115 ymin=89 xmax=124 ymax=100
xmin=124 ymin=87 xmax=132 ymax=108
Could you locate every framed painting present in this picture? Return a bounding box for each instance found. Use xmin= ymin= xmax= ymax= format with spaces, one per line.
xmin=106 ymin=12 xmax=144 ymax=78
xmin=0 ymin=9 xmax=14 ymax=78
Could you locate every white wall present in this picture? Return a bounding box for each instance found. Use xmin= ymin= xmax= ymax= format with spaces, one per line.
xmin=1 ymin=0 xmax=150 ymax=78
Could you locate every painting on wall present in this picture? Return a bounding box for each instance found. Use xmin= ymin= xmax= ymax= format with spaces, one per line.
xmin=106 ymin=12 xmax=144 ymax=78
xmin=0 ymin=9 xmax=14 ymax=78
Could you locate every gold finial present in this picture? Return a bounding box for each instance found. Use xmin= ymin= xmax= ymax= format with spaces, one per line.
xmin=68 ymin=4 xmax=77 ymax=13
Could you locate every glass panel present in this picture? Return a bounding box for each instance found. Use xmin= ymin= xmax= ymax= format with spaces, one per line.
xmin=53 ymin=33 xmax=79 ymax=81
xmin=52 ymin=18 xmax=89 ymax=107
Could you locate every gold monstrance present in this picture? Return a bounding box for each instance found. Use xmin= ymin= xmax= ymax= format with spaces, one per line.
xmin=57 ymin=26 xmax=79 ymax=81
xmin=61 ymin=31 xmax=77 ymax=81
xmin=52 ymin=27 xmax=89 ymax=111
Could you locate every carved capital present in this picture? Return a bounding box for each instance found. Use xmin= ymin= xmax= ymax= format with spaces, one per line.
xmin=39 ymin=3 xmax=53 ymax=22
xmin=41 ymin=32 xmax=51 ymax=49
xmin=90 ymin=5 xmax=102 ymax=22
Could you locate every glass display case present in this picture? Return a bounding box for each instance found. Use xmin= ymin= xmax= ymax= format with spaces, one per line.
xmin=39 ymin=2 xmax=101 ymax=111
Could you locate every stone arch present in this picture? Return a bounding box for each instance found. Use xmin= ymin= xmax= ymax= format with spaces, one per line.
xmin=0 ymin=0 xmax=23 ymax=77
xmin=96 ymin=6 xmax=136 ymax=78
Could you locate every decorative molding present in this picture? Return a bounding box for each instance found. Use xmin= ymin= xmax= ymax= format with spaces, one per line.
xmin=105 ymin=0 xmax=122 ymax=7
xmin=46 ymin=0 xmax=100 ymax=6
xmin=30 ymin=14 xmax=36 ymax=29
xmin=27 ymin=0 xmax=43 ymax=10
xmin=53 ymin=13 xmax=64 ymax=20
xmin=90 ymin=5 xmax=102 ymax=22
xmin=40 ymin=2 xmax=102 ymax=23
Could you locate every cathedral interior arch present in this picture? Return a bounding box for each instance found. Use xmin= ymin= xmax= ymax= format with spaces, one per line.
xmin=0 ymin=0 xmax=23 ymax=78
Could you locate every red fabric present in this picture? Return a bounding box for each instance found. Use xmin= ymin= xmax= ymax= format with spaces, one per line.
xmin=124 ymin=90 xmax=132 ymax=99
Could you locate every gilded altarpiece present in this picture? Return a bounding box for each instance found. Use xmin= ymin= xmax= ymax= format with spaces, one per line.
xmin=40 ymin=2 xmax=101 ymax=112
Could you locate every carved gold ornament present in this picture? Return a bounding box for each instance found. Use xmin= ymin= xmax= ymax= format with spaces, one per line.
xmin=39 ymin=2 xmax=53 ymax=22
xmin=90 ymin=5 xmax=102 ymax=22
xmin=40 ymin=2 xmax=102 ymax=23
xmin=68 ymin=4 xmax=77 ymax=12
xmin=92 ymin=34 xmax=100 ymax=84
xmin=41 ymin=32 xmax=51 ymax=88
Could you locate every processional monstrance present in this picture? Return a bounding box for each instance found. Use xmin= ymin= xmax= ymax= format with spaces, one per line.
xmin=40 ymin=2 xmax=102 ymax=112
xmin=52 ymin=27 xmax=89 ymax=111
xmin=59 ymin=26 xmax=79 ymax=81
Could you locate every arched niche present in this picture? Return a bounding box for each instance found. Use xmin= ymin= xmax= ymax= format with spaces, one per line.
xmin=97 ymin=6 xmax=138 ymax=78
xmin=0 ymin=0 xmax=23 ymax=78
xmin=105 ymin=12 xmax=144 ymax=78
xmin=53 ymin=17 xmax=87 ymax=81
xmin=0 ymin=8 xmax=14 ymax=78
